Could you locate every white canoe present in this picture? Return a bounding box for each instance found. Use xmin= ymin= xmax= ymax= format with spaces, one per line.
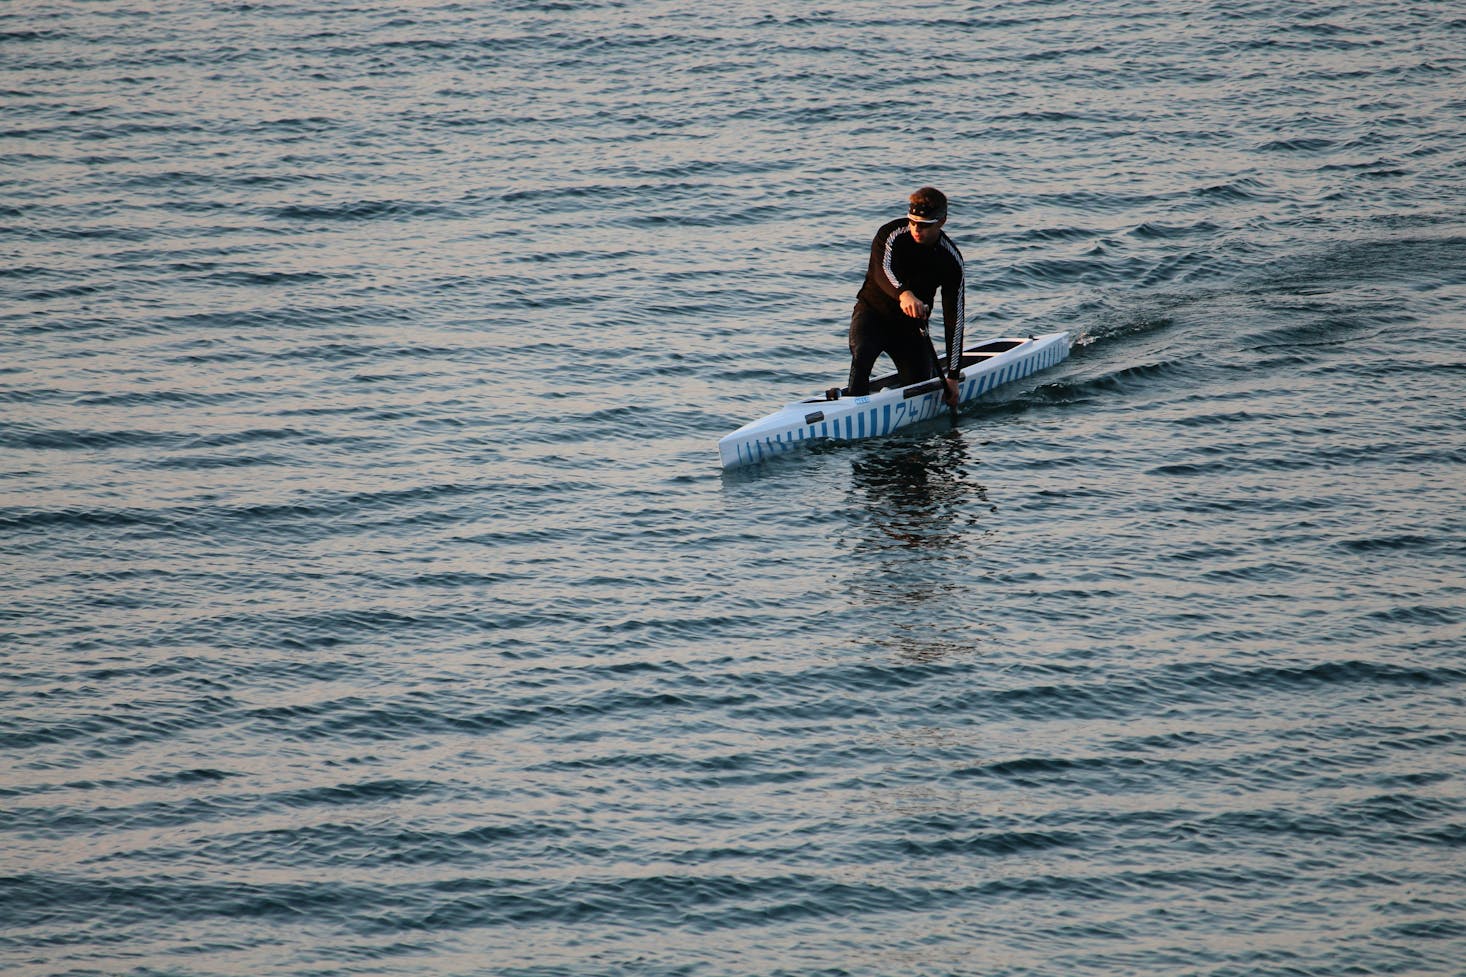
xmin=718 ymin=331 xmax=1071 ymax=468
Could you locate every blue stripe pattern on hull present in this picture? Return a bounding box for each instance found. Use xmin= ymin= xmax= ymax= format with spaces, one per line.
xmin=721 ymin=333 xmax=1071 ymax=468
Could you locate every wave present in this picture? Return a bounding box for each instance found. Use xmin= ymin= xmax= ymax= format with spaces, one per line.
xmin=267 ymin=199 xmax=460 ymax=222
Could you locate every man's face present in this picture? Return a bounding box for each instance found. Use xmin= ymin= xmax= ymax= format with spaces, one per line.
xmin=909 ymin=218 xmax=944 ymax=246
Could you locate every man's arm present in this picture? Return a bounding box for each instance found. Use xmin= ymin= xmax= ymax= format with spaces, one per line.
xmin=939 ymin=248 xmax=965 ymax=408
xmin=940 ymin=243 xmax=966 ymax=374
xmin=871 ymin=222 xmax=930 ymax=318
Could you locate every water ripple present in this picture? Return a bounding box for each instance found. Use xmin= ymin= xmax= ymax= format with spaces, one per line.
xmin=4 ymin=0 xmax=1466 ymax=974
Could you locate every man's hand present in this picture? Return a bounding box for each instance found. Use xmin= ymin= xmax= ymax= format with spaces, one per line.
xmin=942 ymin=375 xmax=959 ymax=408
xmin=899 ymin=289 xmax=930 ymax=319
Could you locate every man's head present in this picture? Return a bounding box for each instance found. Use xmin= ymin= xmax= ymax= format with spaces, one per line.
xmin=907 ymin=186 xmax=947 ymax=245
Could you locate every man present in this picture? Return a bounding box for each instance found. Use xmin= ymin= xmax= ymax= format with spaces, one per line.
xmin=846 ymin=186 xmax=965 ymax=407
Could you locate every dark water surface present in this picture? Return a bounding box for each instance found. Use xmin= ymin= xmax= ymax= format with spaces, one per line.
xmin=4 ymin=2 xmax=1465 ymax=975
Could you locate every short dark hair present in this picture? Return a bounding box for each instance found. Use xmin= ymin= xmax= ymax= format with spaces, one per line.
xmin=908 ymin=186 xmax=948 ymax=221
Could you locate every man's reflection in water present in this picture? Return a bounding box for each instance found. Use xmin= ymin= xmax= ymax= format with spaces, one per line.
xmin=847 ymin=429 xmax=990 ymax=551
xmin=843 ymin=429 xmax=995 ymax=664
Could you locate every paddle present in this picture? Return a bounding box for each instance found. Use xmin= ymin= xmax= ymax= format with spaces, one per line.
xmin=905 ymin=291 xmax=959 ymax=417
xmin=929 ymin=315 xmax=959 ymax=419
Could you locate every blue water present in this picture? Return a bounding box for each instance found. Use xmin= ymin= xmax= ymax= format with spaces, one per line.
xmin=4 ymin=2 xmax=1466 ymax=975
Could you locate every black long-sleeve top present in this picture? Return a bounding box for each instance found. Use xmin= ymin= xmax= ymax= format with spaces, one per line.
xmin=855 ymin=218 xmax=966 ymax=374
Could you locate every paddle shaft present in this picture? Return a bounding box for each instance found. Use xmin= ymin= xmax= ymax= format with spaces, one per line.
xmin=925 ymin=315 xmax=959 ymax=418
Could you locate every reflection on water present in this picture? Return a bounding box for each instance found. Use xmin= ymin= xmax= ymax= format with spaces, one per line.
xmin=841 ymin=428 xmax=999 ymax=664
xmin=847 ymin=428 xmax=988 ymax=552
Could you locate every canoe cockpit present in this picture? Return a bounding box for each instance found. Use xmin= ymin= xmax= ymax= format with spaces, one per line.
xmin=806 ymin=338 xmax=1031 ymax=402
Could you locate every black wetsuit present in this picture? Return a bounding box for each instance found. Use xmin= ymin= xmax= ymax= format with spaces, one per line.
xmin=847 ymin=218 xmax=965 ymax=396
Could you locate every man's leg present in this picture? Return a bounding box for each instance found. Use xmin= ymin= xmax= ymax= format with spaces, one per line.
xmin=889 ymin=321 xmax=940 ymax=387
xmin=847 ymin=305 xmax=886 ymax=396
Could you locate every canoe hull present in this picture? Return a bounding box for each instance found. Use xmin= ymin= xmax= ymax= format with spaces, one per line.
xmin=718 ymin=331 xmax=1071 ymax=469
